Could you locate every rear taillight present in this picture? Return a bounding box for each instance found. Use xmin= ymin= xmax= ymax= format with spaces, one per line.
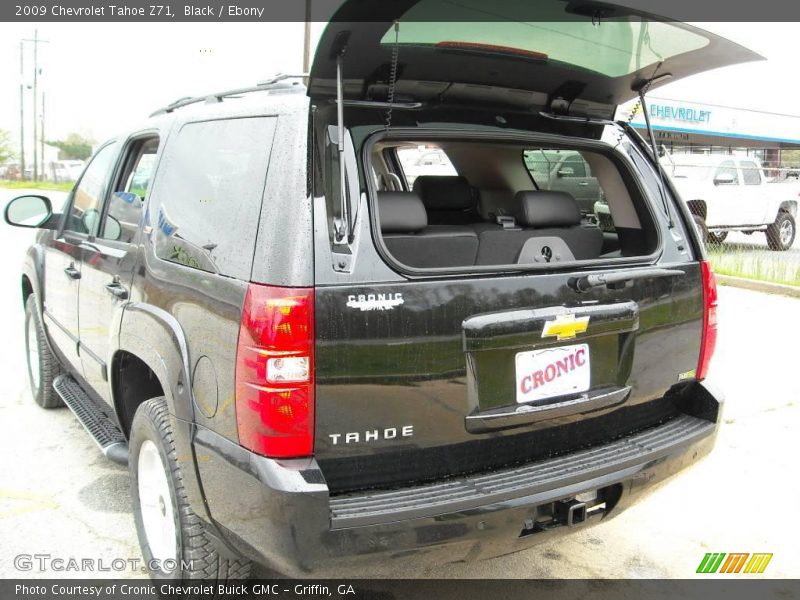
xmin=235 ymin=284 xmax=314 ymax=458
xmin=697 ymin=260 xmax=718 ymax=381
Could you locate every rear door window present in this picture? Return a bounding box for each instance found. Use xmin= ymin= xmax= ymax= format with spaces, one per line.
xmin=101 ymin=136 xmax=159 ymax=244
xmin=148 ymin=117 xmax=277 ymax=278
xmin=740 ymin=160 xmax=761 ymax=185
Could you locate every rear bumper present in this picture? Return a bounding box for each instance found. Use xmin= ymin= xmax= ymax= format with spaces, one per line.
xmin=192 ymin=381 xmax=723 ymax=576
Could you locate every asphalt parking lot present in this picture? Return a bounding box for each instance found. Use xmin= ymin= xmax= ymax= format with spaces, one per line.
xmin=0 ymin=188 xmax=798 ymax=580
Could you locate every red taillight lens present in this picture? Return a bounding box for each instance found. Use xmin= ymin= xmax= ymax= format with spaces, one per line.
xmin=235 ymin=284 xmax=314 ymax=458
xmin=697 ymin=260 xmax=718 ymax=381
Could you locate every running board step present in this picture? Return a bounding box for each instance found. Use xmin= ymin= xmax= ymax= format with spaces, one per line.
xmin=53 ymin=374 xmax=128 ymax=465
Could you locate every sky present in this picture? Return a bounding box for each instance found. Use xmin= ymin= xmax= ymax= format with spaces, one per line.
xmin=1 ymin=21 xmax=800 ymax=154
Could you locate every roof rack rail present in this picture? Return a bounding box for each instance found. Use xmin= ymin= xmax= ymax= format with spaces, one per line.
xmin=149 ymin=73 xmax=308 ymax=117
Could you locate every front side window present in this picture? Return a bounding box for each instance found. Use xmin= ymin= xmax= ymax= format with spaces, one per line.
xmin=524 ymin=150 xmax=591 ymax=184
xmin=66 ymin=143 xmax=118 ymax=235
xmin=149 ymin=117 xmax=277 ymax=278
xmin=561 ymin=155 xmax=588 ymax=178
xmin=715 ymin=160 xmax=739 ymax=185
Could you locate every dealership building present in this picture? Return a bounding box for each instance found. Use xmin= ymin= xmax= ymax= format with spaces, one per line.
xmin=618 ymin=96 xmax=800 ymax=172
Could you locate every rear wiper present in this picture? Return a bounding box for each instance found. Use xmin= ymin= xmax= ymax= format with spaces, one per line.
xmin=569 ymin=267 xmax=684 ymax=293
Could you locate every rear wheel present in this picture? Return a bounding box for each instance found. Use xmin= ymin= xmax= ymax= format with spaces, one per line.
xmin=692 ymin=215 xmax=708 ymax=245
xmin=130 ymin=397 xmax=252 ymax=580
xmin=766 ymin=212 xmax=795 ymax=251
xmin=707 ymin=231 xmax=728 ymax=245
xmin=24 ymin=295 xmax=64 ymax=409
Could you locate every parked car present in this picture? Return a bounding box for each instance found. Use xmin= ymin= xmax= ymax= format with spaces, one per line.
xmin=396 ymin=146 xmax=458 ymax=187
xmin=596 ymin=153 xmax=798 ymax=249
xmin=524 ymin=150 xmax=603 ymax=215
xmin=48 ymin=159 xmax=86 ymax=183
xmin=6 ymin=0 xmax=755 ymax=579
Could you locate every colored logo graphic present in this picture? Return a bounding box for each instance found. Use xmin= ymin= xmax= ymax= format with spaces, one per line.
xmin=541 ymin=314 xmax=590 ymax=341
xmin=696 ymin=553 xmax=773 ymax=574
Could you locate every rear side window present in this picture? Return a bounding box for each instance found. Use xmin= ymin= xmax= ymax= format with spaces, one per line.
xmin=740 ymin=160 xmax=761 ymax=185
xmin=148 ymin=117 xmax=277 ymax=278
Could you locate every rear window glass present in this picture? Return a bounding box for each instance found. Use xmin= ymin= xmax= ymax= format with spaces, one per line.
xmin=381 ymin=0 xmax=710 ymax=77
xmin=148 ymin=116 xmax=277 ymax=278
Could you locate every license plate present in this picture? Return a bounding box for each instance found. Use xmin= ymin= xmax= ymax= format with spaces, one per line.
xmin=515 ymin=343 xmax=590 ymax=404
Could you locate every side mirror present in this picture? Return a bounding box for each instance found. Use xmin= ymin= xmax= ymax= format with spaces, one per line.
xmin=81 ymin=208 xmax=101 ymax=236
xmin=556 ymin=167 xmax=574 ymax=178
xmin=713 ymin=173 xmax=736 ymax=186
xmin=103 ymin=214 xmax=122 ymax=241
xmin=4 ymin=194 xmax=53 ymax=228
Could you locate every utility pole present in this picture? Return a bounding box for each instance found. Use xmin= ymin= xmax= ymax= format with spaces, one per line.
xmin=302 ymin=0 xmax=311 ymax=75
xmin=22 ymin=29 xmax=49 ymax=181
xmin=41 ymin=91 xmax=46 ymax=181
xmin=19 ymin=41 xmax=25 ymax=179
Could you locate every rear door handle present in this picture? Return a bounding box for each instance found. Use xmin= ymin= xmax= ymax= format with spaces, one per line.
xmin=578 ymin=181 xmax=589 ymax=186
xmin=104 ymin=282 xmax=128 ymax=300
xmin=63 ymin=266 xmax=81 ymax=280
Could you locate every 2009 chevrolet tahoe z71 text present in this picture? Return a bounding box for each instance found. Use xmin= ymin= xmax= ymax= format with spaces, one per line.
xmin=5 ymin=1 xmax=752 ymax=578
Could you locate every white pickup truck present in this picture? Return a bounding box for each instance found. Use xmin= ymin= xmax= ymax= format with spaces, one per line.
xmin=595 ymin=153 xmax=798 ymax=250
xmin=661 ymin=153 xmax=797 ymax=250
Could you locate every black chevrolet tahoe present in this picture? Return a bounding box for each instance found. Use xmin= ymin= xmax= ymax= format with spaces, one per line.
xmin=4 ymin=1 xmax=757 ymax=579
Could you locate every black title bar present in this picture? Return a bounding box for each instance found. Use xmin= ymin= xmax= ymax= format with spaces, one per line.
xmin=5 ymin=0 xmax=800 ymax=22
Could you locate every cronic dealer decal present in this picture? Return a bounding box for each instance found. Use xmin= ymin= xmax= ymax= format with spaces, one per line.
xmin=346 ymin=292 xmax=404 ymax=311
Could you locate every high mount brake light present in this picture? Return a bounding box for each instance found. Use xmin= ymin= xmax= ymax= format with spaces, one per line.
xmin=235 ymin=284 xmax=315 ymax=458
xmin=435 ymin=41 xmax=548 ymax=60
xmin=697 ymin=260 xmax=718 ymax=381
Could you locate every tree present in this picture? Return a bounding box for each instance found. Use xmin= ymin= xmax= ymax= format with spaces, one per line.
xmin=779 ymin=149 xmax=800 ymax=169
xmin=47 ymin=132 xmax=94 ymax=161
xmin=0 ymin=129 xmax=16 ymax=164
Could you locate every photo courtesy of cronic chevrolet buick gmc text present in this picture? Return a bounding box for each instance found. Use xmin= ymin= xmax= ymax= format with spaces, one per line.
xmin=4 ymin=1 xmax=756 ymax=579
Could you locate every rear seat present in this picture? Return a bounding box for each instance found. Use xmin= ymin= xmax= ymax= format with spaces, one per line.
xmin=475 ymin=191 xmax=603 ymax=265
xmin=378 ymin=192 xmax=479 ymax=268
xmin=412 ymin=175 xmax=482 ymax=225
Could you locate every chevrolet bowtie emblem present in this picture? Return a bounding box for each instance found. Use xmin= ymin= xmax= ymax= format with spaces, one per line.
xmin=541 ymin=314 xmax=590 ymax=341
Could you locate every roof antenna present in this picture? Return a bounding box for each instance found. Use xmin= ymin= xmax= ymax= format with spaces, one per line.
xmin=385 ymin=20 xmax=400 ymax=131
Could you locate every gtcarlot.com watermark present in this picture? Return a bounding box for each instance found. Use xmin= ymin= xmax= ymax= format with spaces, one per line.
xmin=14 ymin=553 xmax=191 ymax=573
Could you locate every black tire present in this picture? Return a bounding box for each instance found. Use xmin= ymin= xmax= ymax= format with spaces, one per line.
xmin=707 ymin=231 xmax=728 ymax=245
xmin=692 ymin=215 xmax=708 ymax=246
xmin=24 ymin=294 xmax=64 ymax=409
xmin=129 ymin=397 xmax=252 ymax=580
xmin=766 ymin=212 xmax=796 ymax=251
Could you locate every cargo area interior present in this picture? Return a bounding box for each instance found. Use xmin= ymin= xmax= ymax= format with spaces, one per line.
xmin=367 ymin=139 xmax=659 ymax=270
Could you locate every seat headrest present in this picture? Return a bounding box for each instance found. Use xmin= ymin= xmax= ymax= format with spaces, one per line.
xmin=512 ymin=190 xmax=582 ymax=228
xmin=412 ymin=176 xmax=474 ymax=211
xmin=378 ymin=192 xmax=428 ymax=233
